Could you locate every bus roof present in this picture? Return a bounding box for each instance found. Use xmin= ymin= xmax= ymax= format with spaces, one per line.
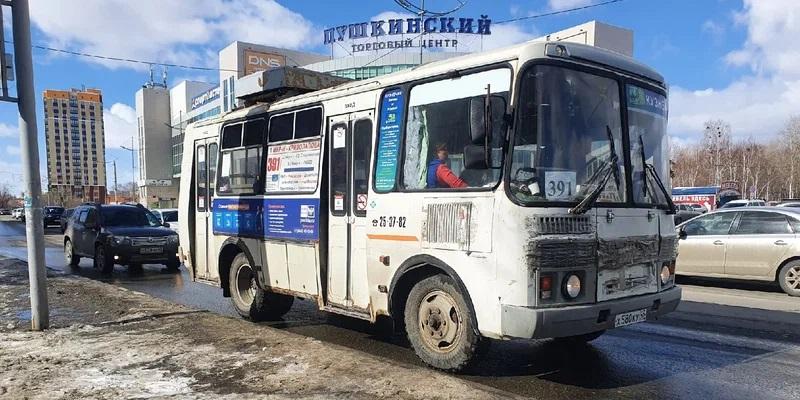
xmin=265 ymin=40 xmax=663 ymax=111
xmin=201 ymin=39 xmax=664 ymax=128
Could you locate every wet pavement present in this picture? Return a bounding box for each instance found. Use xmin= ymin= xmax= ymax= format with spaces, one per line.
xmin=1 ymin=218 xmax=799 ymax=399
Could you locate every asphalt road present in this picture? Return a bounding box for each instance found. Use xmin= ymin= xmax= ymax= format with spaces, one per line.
xmin=1 ymin=218 xmax=799 ymax=399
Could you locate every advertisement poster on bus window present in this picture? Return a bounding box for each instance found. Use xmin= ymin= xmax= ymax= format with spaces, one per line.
xmin=265 ymin=138 xmax=321 ymax=192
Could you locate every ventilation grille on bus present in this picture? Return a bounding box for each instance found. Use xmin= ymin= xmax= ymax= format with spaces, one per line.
xmin=422 ymin=202 xmax=472 ymax=250
xmin=531 ymin=215 xmax=593 ymax=235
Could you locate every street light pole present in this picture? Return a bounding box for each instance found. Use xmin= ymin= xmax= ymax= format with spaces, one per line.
xmin=113 ymin=160 xmax=118 ymax=204
xmin=121 ymin=136 xmax=136 ymax=203
xmin=11 ymin=0 xmax=48 ymax=330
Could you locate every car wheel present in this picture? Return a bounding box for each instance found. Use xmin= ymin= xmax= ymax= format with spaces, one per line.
xmin=404 ymin=274 xmax=483 ymax=372
xmin=553 ymin=330 xmax=606 ymax=344
xmin=95 ymin=244 xmax=114 ymax=274
xmin=228 ymin=253 xmax=293 ymax=321
xmin=64 ymin=239 xmax=80 ymax=267
xmin=778 ymin=260 xmax=800 ymax=297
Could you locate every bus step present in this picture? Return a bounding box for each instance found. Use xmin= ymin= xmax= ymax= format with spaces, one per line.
xmin=323 ymin=304 xmax=372 ymax=321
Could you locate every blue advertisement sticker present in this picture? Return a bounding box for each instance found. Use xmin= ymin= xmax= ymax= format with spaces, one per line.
xmin=212 ymin=197 xmax=320 ymax=241
xmin=627 ymin=85 xmax=667 ymax=118
xmin=374 ymin=88 xmax=404 ymax=192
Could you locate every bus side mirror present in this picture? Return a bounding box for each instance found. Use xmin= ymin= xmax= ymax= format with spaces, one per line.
xmin=468 ymin=95 xmax=507 ymax=169
xmin=678 ymin=228 xmax=687 ymax=240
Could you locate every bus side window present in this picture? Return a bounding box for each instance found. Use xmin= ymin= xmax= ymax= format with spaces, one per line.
xmin=294 ymin=108 xmax=323 ymax=138
xmin=208 ymin=143 xmax=218 ymax=198
xmin=353 ymin=119 xmax=372 ymax=217
xmin=196 ymin=144 xmax=207 ymax=211
xmin=330 ymin=122 xmax=349 ymax=216
xmin=217 ymin=122 xmax=264 ymax=196
xmin=402 ymin=68 xmax=510 ymax=190
xmin=269 ymin=113 xmax=293 ymax=142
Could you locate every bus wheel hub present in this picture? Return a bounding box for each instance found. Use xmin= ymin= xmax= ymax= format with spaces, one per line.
xmin=419 ymin=290 xmax=461 ymax=351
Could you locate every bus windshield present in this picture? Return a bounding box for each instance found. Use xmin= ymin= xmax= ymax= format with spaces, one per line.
xmin=510 ymin=65 xmax=625 ymax=204
xmin=628 ymin=84 xmax=670 ymax=207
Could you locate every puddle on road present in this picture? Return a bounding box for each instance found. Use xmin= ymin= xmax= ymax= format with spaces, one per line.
xmin=16 ymin=307 xmax=83 ymax=323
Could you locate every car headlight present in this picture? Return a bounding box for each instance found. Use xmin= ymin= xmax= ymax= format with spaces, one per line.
xmin=168 ymin=234 xmax=179 ymax=244
xmin=110 ymin=236 xmax=131 ymax=246
xmin=563 ymin=274 xmax=582 ymax=299
xmin=660 ymin=265 xmax=671 ymax=285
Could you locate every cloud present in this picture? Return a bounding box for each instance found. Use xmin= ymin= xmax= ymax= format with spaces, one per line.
xmin=669 ymin=0 xmax=800 ymax=142
xmin=0 ymin=123 xmax=17 ymax=137
xmin=702 ymin=19 xmax=725 ymax=43
xmin=548 ymin=0 xmax=593 ymax=11
xmin=103 ymin=103 xmax=136 ymax=149
xmin=5 ymin=145 xmax=19 ymax=156
xmin=29 ymin=0 xmax=316 ymax=71
xmin=0 ymin=159 xmax=24 ymax=195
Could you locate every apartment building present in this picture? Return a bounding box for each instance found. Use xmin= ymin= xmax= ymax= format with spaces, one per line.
xmin=43 ymin=88 xmax=106 ymax=204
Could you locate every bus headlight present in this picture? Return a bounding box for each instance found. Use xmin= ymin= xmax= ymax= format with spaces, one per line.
xmin=564 ymin=274 xmax=582 ymax=299
xmin=660 ymin=265 xmax=671 ymax=285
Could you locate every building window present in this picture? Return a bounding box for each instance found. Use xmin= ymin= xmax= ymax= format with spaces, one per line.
xmin=222 ymin=80 xmax=229 ymax=113
xmin=229 ymin=76 xmax=235 ymax=110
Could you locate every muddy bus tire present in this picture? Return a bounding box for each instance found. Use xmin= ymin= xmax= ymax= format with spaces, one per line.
xmin=229 ymin=253 xmax=294 ymax=321
xmin=404 ymin=274 xmax=482 ymax=372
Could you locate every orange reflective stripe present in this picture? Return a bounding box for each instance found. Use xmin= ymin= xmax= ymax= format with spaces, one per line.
xmin=366 ymin=234 xmax=419 ymax=242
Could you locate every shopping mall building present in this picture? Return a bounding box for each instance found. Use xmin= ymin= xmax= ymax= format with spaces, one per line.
xmin=135 ymin=20 xmax=631 ymax=208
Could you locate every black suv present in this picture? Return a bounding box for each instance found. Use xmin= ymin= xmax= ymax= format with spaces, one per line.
xmin=43 ymin=206 xmax=65 ymax=228
xmin=64 ymin=203 xmax=180 ymax=273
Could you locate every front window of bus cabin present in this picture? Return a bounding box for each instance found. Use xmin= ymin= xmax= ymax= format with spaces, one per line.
xmin=628 ymin=84 xmax=670 ymax=206
xmin=402 ymin=68 xmax=510 ymax=190
xmin=510 ymin=65 xmax=625 ymax=205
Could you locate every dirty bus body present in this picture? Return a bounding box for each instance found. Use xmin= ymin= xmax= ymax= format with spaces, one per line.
xmin=178 ymin=41 xmax=681 ymax=371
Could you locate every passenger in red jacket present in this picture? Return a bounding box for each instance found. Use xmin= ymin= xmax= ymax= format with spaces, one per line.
xmin=426 ymin=144 xmax=468 ymax=189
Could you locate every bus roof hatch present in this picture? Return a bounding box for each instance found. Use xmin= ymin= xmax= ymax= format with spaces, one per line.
xmin=236 ymin=67 xmax=351 ymax=106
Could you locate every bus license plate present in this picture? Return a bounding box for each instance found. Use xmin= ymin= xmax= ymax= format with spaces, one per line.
xmin=614 ymin=309 xmax=647 ymax=328
xmin=140 ymin=247 xmax=163 ymax=255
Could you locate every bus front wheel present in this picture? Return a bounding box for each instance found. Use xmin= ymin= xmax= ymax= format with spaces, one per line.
xmin=229 ymin=253 xmax=294 ymax=321
xmin=404 ymin=274 xmax=483 ymax=372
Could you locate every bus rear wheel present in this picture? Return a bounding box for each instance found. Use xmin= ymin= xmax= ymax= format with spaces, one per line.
xmin=404 ymin=274 xmax=482 ymax=372
xmin=229 ymin=253 xmax=294 ymax=321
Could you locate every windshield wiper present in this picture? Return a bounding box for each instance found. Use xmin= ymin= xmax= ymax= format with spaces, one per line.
xmin=638 ymin=136 xmax=677 ymax=214
xmin=638 ymin=136 xmax=649 ymax=198
xmin=570 ymin=126 xmax=620 ymax=215
xmin=645 ymin=164 xmax=677 ymax=214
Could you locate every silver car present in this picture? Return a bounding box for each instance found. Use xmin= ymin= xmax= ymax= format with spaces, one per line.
xmin=676 ymin=207 xmax=800 ymax=296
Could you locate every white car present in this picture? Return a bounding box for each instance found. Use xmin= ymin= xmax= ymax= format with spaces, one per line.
xmin=720 ymin=199 xmax=766 ymax=208
xmin=151 ymin=208 xmax=179 ymax=233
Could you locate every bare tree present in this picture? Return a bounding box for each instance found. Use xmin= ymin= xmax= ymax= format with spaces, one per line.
xmin=671 ymin=115 xmax=800 ymax=202
xmin=0 ymin=184 xmax=15 ymax=209
xmin=781 ymin=116 xmax=800 ymax=199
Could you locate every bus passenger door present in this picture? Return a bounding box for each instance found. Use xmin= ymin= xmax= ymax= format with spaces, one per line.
xmin=194 ymin=139 xmax=218 ymax=281
xmin=327 ymin=111 xmax=373 ymax=310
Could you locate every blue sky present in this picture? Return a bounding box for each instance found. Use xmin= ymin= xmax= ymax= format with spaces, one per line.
xmin=0 ymin=0 xmax=796 ymax=195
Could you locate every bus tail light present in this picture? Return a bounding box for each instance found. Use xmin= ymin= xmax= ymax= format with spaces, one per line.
xmin=540 ymin=275 xmax=553 ymax=300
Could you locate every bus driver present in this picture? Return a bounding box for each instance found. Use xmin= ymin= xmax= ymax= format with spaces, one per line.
xmin=427 ymin=143 xmax=468 ymax=189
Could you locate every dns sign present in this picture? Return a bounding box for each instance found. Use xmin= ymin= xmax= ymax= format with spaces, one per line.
xmin=244 ymin=50 xmax=286 ymax=75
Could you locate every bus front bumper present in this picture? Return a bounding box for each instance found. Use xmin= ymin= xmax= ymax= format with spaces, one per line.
xmin=500 ymin=286 xmax=681 ymax=339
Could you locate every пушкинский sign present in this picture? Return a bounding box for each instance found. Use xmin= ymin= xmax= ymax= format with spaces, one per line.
xmin=323 ymin=15 xmax=492 ymax=53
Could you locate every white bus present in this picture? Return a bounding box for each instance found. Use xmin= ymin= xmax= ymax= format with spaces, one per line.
xmin=178 ymin=40 xmax=681 ymax=371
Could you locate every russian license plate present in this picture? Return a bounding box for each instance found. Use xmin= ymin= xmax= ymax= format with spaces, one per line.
xmin=614 ymin=308 xmax=647 ymax=328
xmin=140 ymin=247 xmax=163 ymax=255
